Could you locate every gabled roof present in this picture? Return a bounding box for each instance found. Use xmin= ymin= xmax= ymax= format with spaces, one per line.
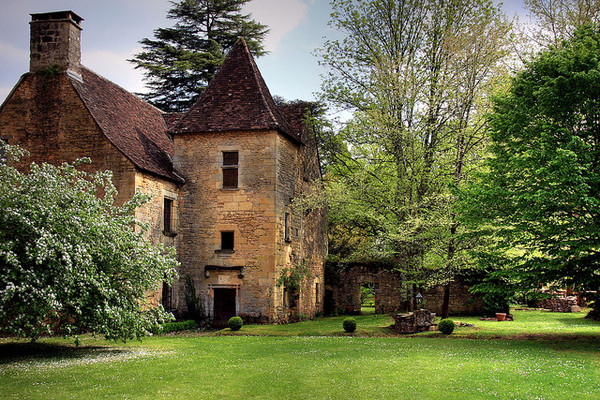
xmin=173 ymin=38 xmax=301 ymax=144
xmin=69 ymin=67 xmax=184 ymax=183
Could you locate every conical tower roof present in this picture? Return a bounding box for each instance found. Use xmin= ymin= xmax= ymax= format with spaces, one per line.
xmin=173 ymin=38 xmax=300 ymax=143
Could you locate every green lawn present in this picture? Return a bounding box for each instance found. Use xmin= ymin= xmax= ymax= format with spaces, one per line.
xmin=1 ymin=310 xmax=599 ymax=399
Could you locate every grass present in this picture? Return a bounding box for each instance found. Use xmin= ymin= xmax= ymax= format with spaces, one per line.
xmin=1 ymin=309 xmax=599 ymax=399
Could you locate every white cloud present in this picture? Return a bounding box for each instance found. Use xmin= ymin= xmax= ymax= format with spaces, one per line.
xmin=82 ymin=49 xmax=147 ymax=95
xmin=243 ymin=0 xmax=309 ymax=52
xmin=0 ymin=42 xmax=28 ymax=62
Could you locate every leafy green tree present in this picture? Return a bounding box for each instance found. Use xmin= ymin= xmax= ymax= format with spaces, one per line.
xmin=316 ymin=0 xmax=508 ymax=313
xmin=130 ymin=0 xmax=268 ymax=112
xmin=0 ymin=146 xmax=179 ymax=342
xmin=461 ymin=25 xmax=600 ymax=318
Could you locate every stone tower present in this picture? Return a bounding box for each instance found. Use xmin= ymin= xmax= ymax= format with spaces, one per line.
xmin=170 ymin=39 xmax=327 ymax=325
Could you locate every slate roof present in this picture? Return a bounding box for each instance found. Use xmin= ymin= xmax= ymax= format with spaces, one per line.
xmin=173 ymin=38 xmax=302 ymax=144
xmin=276 ymin=102 xmax=315 ymax=137
xmin=69 ymin=67 xmax=184 ymax=183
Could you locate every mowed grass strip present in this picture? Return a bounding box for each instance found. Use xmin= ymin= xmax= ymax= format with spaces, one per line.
xmin=1 ymin=310 xmax=599 ymax=399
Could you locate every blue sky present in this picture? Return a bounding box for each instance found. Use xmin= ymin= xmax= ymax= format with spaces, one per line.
xmin=0 ymin=0 xmax=526 ymax=106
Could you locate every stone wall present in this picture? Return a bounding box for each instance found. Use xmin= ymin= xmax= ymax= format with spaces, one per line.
xmin=421 ymin=279 xmax=485 ymax=316
xmin=327 ymin=262 xmax=484 ymax=316
xmin=328 ymin=263 xmax=405 ymax=314
xmin=135 ymin=172 xmax=181 ymax=308
xmin=273 ymin=131 xmax=326 ymax=321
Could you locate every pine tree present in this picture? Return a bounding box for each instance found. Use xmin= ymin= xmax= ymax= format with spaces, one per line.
xmin=130 ymin=0 xmax=268 ymax=112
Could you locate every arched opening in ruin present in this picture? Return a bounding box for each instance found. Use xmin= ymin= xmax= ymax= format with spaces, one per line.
xmin=360 ymin=282 xmax=376 ymax=314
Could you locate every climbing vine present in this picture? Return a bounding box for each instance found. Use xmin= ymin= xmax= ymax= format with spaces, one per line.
xmin=276 ymin=259 xmax=312 ymax=291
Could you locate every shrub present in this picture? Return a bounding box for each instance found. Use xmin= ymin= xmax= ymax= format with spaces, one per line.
xmin=343 ymin=317 xmax=357 ymax=333
xmin=438 ymin=319 xmax=455 ymax=335
xmin=228 ymin=316 xmax=243 ymax=331
xmin=151 ymin=320 xmax=197 ymax=335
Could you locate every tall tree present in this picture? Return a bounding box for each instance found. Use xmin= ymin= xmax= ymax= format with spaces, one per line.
xmin=317 ymin=0 xmax=508 ymax=313
xmin=130 ymin=0 xmax=269 ymax=112
xmin=522 ymin=0 xmax=600 ymax=50
xmin=0 ymin=146 xmax=179 ymax=342
xmin=461 ymin=25 xmax=600 ymax=319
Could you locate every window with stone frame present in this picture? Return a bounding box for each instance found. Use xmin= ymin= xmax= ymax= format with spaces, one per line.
xmin=162 ymin=281 xmax=173 ymax=310
xmin=315 ymin=282 xmax=321 ymax=304
xmin=222 ymin=151 xmax=238 ymax=189
xmin=163 ymin=198 xmax=174 ymax=234
xmin=284 ymin=212 xmax=291 ymax=242
xmin=221 ymin=231 xmax=235 ymax=251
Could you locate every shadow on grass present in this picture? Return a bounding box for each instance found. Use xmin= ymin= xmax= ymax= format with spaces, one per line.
xmin=0 ymin=342 xmax=128 ymax=365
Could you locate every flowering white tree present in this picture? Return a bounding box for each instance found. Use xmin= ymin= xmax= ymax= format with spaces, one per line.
xmin=0 ymin=145 xmax=178 ymax=342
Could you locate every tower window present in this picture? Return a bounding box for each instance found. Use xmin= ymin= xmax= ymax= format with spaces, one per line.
xmin=222 ymin=151 xmax=238 ymax=189
xmin=284 ymin=212 xmax=291 ymax=242
xmin=221 ymin=231 xmax=234 ymax=251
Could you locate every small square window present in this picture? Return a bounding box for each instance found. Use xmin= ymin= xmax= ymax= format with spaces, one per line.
xmin=223 ymin=168 xmax=238 ymax=188
xmin=223 ymin=151 xmax=238 ymax=166
xmin=221 ymin=231 xmax=234 ymax=250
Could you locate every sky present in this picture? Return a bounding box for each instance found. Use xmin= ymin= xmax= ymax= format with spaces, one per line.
xmin=0 ymin=0 xmax=527 ymax=107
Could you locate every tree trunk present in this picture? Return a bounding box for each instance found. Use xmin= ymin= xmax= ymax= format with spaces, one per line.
xmin=441 ymin=283 xmax=450 ymax=319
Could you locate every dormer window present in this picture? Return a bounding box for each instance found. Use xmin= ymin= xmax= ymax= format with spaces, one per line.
xmin=222 ymin=151 xmax=238 ymax=189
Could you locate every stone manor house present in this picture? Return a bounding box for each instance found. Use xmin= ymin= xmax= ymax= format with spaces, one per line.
xmin=0 ymin=11 xmax=327 ymax=326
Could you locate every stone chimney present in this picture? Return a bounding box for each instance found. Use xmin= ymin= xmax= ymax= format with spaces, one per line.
xmin=29 ymin=11 xmax=84 ymax=80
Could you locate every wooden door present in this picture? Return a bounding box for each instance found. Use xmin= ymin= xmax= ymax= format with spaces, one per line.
xmin=213 ymin=288 xmax=237 ymax=328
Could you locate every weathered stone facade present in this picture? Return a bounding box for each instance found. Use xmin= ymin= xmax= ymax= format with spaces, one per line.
xmin=0 ymin=11 xmax=327 ymax=325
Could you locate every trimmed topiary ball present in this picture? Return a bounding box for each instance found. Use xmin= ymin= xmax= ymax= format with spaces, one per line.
xmin=438 ymin=318 xmax=455 ymax=335
xmin=343 ymin=317 xmax=357 ymax=333
xmin=228 ymin=316 xmax=243 ymax=331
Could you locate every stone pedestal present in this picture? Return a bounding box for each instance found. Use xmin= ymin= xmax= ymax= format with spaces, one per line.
xmin=393 ymin=309 xmax=435 ymax=333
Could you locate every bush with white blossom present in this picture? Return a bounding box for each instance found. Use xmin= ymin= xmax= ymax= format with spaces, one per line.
xmin=0 ymin=145 xmax=179 ymax=342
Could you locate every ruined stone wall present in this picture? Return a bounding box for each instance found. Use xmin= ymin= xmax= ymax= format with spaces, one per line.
xmin=330 ymin=264 xmax=404 ymax=314
xmin=0 ymin=73 xmax=136 ymax=207
xmin=328 ymin=263 xmax=484 ymax=316
xmin=173 ymin=130 xmax=279 ymax=321
xmin=421 ymin=279 xmax=485 ymax=316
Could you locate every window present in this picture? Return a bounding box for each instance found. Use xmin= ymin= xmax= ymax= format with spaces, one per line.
xmin=284 ymin=212 xmax=291 ymax=242
xmin=315 ymin=283 xmax=321 ymax=304
xmin=222 ymin=151 xmax=238 ymax=189
xmin=162 ymin=281 xmax=172 ymax=310
xmin=221 ymin=231 xmax=234 ymax=251
xmin=163 ymin=198 xmax=173 ymax=234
